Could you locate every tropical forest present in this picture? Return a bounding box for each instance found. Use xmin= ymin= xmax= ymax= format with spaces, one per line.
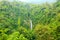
xmin=0 ymin=0 xmax=60 ymax=40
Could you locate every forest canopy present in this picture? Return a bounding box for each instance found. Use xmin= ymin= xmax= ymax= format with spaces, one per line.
xmin=0 ymin=0 xmax=60 ymax=40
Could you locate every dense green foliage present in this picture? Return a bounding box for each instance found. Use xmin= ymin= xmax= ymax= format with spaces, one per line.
xmin=0 ymin=0 xmax=60 ymax=40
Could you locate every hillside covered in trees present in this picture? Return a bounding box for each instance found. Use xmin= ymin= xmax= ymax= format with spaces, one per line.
xmin=0 ymin=0 xmax=60 ymax=40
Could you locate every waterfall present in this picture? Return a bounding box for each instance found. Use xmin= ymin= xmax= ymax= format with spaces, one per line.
xmin=30 ymin=20 xmax=32 ymax=30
